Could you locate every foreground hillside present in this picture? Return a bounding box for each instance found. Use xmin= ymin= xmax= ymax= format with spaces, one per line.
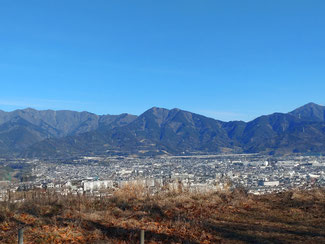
xmin=0 ymin=187 xmax=325 ymax=243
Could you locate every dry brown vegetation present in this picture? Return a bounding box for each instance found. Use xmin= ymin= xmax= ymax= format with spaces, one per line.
xmin=0 ymin=186 xmax=325 ymax=243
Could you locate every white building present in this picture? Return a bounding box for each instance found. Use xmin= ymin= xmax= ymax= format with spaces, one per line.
xmin=263 ymin=181 xmax=280 ymax=187
xmin=83 ymin=180 xmax=114 ymax=192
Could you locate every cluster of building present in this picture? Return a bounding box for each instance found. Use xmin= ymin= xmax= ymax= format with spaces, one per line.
xmin=0 ymin=154 xmax=324 ymax=200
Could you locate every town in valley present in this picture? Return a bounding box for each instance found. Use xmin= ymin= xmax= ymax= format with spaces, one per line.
xmin=0 ymin=154 xmax=325 ymax=201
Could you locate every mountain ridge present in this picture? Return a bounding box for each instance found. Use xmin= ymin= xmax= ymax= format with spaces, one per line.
xmin=1 ymin=103 xmax=325 ymax=157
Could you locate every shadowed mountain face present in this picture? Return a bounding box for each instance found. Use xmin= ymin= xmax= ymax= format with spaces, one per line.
xmin=0 ymin=109 xmax=137 ymax=153
xmin=0 ymin=108 xmax=98 ymax=137
xmin=111 ymin=107 xmax=232 ymax=154
xmin=290 ymin=102 xmax=325 ymax=122
xmin=0 ymin=117 xmax=50 ymax=153
xmin=24 ymin=107 xmax=234 ymax=157
xmin=237 ymin=112 xmax=325 ymax=154
xmin=1 ymin=103 xmax=325 ymax=157
xmin=0 ymin=108 xmax=137 ymax=137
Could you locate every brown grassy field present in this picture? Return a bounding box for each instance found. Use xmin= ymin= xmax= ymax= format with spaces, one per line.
xmin=0 ymin=186 xmax=325 ymax=243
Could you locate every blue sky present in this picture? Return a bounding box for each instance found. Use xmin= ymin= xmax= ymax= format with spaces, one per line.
xmin=0 ymin=0 xmax=324 ymax=121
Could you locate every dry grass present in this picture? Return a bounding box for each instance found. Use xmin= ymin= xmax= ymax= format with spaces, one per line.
xmin=0 ymin=187 xmax=324 ymax=243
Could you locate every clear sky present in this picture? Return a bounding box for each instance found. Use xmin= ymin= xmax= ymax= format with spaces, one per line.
xmin=0 ymin=0 xmax=324 ymax=121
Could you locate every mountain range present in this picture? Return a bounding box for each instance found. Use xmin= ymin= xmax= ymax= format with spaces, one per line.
xmin=0 ymin=103 xmax=324 ymax=158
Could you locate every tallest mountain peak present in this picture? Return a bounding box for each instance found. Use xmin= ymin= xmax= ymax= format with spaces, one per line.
xmin=290 ymin=102 xmax=325 ymax=122
xmin=302 ymin=102 xmax=323 ymax=108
